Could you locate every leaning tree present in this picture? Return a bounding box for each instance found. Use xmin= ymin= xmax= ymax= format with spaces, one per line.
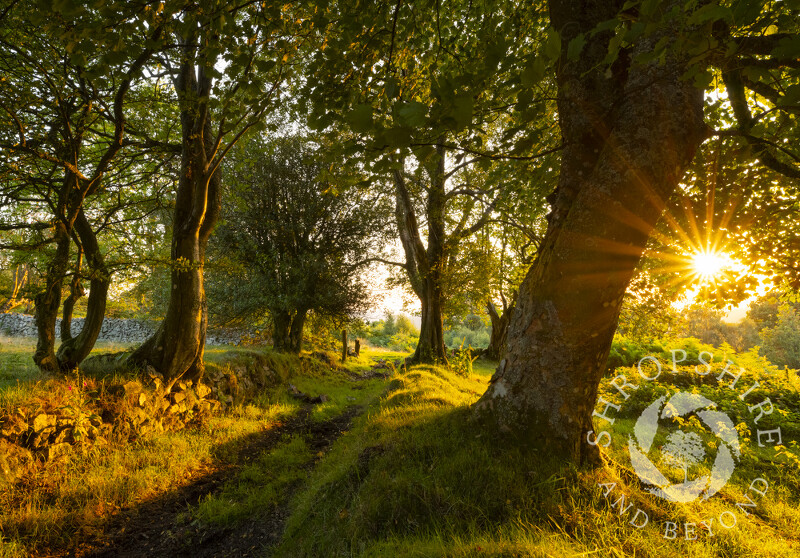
xmin=475 ymin=0 xmax=800 ymax=464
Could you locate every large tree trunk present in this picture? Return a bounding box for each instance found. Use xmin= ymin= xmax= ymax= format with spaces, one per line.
xmin=60 ymin=250 xmax=84 ymax=342
xmin=57 ymin=210 xmax=110 ymax=371
xmin=272 ymin=310 xmax=292 ymax=352
xmin=474 ymin=0 xmax=707 ymax=464
xmin=128 ymin=58 xmax=220 ymax=387
xmin=33 ymin=225 xmax=71 ymax=373
xmin=412 ymin=276 xmax=447 ymax=363
xmin=289 ymin=310 xmax=306 ymax=354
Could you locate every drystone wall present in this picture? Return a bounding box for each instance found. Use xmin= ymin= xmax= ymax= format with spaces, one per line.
xmin=0 ymin=313 xmax=243 ymax=345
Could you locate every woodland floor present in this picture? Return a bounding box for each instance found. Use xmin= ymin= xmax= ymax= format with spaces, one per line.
xmin=58 ymin=403 xmax=361 ymax=558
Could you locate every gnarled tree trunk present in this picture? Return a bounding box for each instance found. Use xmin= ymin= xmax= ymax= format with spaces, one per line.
xmin=60 ymin=250 xmax=85 ymax=343
xmin=57 ymin=209 xmax=110 ymax=371
xmin=272 ymin=309 xmax=307 ymax=354
xmin=485 ymin=297 xmax=514 ymax=361
xmin=393 ymin=148 xmax=448 ymax=365
xmin=128 ymin=58 xmax=220 ymax=387
xmin=474 ymin=0 xmax=708 ymax=464
xmin=33 ymin=224 xmax=71 ymax=373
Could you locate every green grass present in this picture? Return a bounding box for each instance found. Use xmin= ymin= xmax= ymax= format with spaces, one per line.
xmin=275 ymin=362 xmax=800 ymax=557
xmin=0 ymin=337 xmax=395 ymax=557
xmin=195 ymin=434 xmax=312 ymax=527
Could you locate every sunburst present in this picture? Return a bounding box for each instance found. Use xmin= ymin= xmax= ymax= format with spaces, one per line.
xmin=689 ymin=248 xmax=734 ymax=284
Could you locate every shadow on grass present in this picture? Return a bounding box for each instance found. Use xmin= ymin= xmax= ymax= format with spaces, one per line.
xmin=1 ymin=401 xmax=359 ymax=558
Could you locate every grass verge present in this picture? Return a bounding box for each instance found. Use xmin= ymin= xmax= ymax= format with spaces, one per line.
xmin=276 ymin=363 xmax=800 ymax=557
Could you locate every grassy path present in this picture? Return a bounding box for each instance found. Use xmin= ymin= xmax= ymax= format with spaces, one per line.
xmin=71 ymin=402 xmax=363 ymax=558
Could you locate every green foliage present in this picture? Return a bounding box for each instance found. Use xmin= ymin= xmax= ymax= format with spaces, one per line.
xmin=449 ymin=341 xmax=478 ymax=378
xmin=361 ymin=313 xmax=419 ymax=353
xmin=207 ymin=135 xmax=390 ymax=342
xmin=760 ymin=305 xmax=800 ymax=370
xmin=444 ymin=324 xmax=491 ymax=351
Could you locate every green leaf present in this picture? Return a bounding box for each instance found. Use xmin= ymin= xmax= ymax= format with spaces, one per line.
xmin=450 ymin=94 xmax=473 ymax=130
xmin=385 ymin=77 xmax=399 ymax=98
xmin=395 ymin=101 xmax=427 ymax=128
xmin=732 ymin=0 xmax=765 ymax=25
xmin=256 ymin=59 xmax=277 ymax=73
xmin=772 ymin=36 xmax=800 ymax=58
xmin=543 ymin=27 xmax=560 ymax=61
xmin=567 ymin=33 xmax=586 ymax=60
xmin=521 ymin=57 xmax=546 ymax=87
xmin=346 ymin=104 xmax=373 ymax=133
xmin=781 ymin=84 xmax=800 ymax=106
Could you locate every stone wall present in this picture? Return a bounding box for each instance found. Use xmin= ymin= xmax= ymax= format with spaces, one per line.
xmin=0 ymin=313 xmax=245 ymax=345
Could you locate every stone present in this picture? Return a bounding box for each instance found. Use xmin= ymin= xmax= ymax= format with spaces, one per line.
xmin=30 ymin=430 xmax=53 ymax=448
xmin=56 ymin=416 xmax=76 ymax=429
xmin=0 ymin=413 xmax=28 ymax=439
xmin=123 ymin=381 xmax=142 ymax=398
xmin=138 ymin=392 xmax=147 ymax=407
xmin=170 ymin=391 xmax=186 ymax=404
xmin=195 ymin=383 xmax=212 ymax=399
xmin=0 ymin=439 xmax=33 ymax=482
xmin=32 ymin=413 xmax=56 ymax=433
xmin=53 ymin=427 xmax=71 ymax=445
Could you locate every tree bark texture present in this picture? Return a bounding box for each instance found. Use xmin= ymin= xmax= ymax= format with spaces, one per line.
xmin=60 ymin=250 xmax=84 ymax=343
xmin=486 ymin=298 xmax=514 ymax=361
xmin=272 ymin=309 xmax=307 ymax=354
xmin=475 ymin=0 xmax=708 ymax=464
xmin=33 ymin=224 xmax=71 ymax=373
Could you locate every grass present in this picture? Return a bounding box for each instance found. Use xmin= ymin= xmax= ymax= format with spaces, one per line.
xmin=0 ymin=337 xmax=399 ymax=557
xmin=0 ymin=388 xmax=299 ymax=556
xmin=194 ymin=434 xmax=313 ymax=527
xmin=7 ymin=333 xmax=796 ymax=556
xmin=275 ymin=360 xmax=800 ymax=557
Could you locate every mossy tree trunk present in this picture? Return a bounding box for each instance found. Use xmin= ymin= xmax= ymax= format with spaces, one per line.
xmin=474 ymin=0 xmax=708 ymax=464
xmin=272 ymin=309 xmax=308 ymax=354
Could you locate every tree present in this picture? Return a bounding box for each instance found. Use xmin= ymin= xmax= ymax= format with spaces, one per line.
xmin=125 ymin=2 xmax=310 ymax=385
xmin=0 ymin=1 xmax=160 ymax=371
xmin=303 ymin=0 xmax=556 ymax=364
xmin=760 ymin=304 xmax=800 ymax=370
xmin=474 ymin=0 xmax=800 ymax=463
xmin=208 ymin=136 xmax=390 ymax=353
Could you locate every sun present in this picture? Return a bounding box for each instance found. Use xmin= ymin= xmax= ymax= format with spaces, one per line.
xmin=691 ymin=249 xmax=732 ymax=282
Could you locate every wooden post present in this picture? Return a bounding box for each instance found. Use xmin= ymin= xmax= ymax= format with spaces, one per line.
xmin=341 ymin=329 xmax=348 ymax=363
xmin=355 ymin=338 xmax=361 ymax=357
